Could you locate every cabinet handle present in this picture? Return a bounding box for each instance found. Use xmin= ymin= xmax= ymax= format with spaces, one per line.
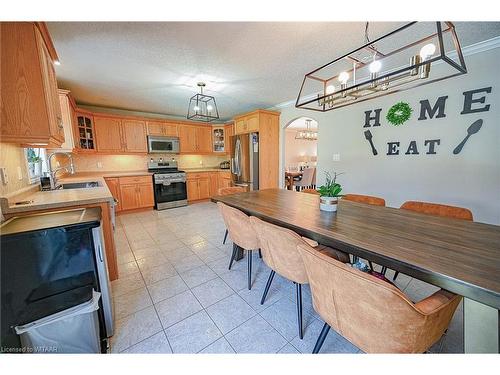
xmin=58 ymin=117 xmax=64 ymax=129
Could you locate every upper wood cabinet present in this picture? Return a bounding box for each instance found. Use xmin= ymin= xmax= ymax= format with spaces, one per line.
xmin=57 ymin=89 xmax=76 ymax=152
xmin=74 ymin=111 xmax=96 ymax=152
xmin=178 ymin=124 xmax=212 ymax=154
xmin=224 ymin=123 xmax=234 ymax=155
xmin=1 ymin=22 xmax=64 ymax=146
xmin=146 ymin=121 xmax=178 ymax=136
xmin=94 ymin=116 xmax=123 ymax=152
xmin=234 ymin=112 xmax=260 ymax=135
xmin=94 ymin=115 xmax=147 ymax=153
xmin=122 ymin=119 xmax=147 ymax=152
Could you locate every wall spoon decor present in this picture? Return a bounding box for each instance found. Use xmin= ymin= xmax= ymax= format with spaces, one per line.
xmin=453 ymin=119 xmax=483 ymax=154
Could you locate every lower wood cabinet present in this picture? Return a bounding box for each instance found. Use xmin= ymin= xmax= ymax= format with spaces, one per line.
xmin=105 ymin=175 xmax=154 ymax=212
xmin=187 ymin=171 xmax=232 ymax=201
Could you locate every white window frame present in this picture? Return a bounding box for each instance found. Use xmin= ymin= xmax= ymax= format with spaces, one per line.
xmin=24 ymin=148 xmax=48 ymax=184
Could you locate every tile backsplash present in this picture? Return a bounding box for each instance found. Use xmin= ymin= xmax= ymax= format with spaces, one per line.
xmin=67 ymin=153 xmax=229 ymax=172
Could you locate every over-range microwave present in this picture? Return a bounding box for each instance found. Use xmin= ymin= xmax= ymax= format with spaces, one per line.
xmin=147 ymin=135 xmax=180 ymax=154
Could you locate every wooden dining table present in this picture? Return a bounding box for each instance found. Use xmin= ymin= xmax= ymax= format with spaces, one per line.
xmin=212 ymin=188 xmax=500 ymax=353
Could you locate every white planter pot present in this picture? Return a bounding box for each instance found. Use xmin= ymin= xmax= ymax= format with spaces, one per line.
xmin=319 ymin=196 xmax=338 ymax=212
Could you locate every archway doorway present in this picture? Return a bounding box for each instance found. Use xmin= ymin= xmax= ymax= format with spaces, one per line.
xmin=283 ymin=117 xmax=318 ymax=190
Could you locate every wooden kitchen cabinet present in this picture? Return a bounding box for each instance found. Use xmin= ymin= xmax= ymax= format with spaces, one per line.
xmin=146 ymin=121 xmax=178 ymax=136
xmin=178 ymin=124 xmax=213 ymax=154
xmin=178 ymin=125 xmax=198 ymax=153
xmin=118 ymin=175 xmax=154 ymax=211
xmin=104 ymin=177 xmax=122 ymax=212
xmin=234 ymin=112 xmax=260 ymax=135
xmin=74 ymin=111 xmax=96 ymax=152
xmin=186 ymin=172 xmax=213 ymax=201
xmin=1 ymin=22 xmax=64 ymax=146
xmin=94 ymin=116 xmax=123 ymax=152
xmin=94 ymin=115 xmax=148 ymax=153
xmin=57 ymin=89 xmax=76 ymax=152
xmin=209 ymin=172 xmax=219 ymax=196
xmin=122 ymin=119 xmax=147 ymax=152
xmin=218 ymin=171 xmax=232 ymax=190
xmin=224 ymin=123 xmax=234 ymax=155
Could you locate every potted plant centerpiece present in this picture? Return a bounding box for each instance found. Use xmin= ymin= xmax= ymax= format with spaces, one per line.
xmin=318 ymin=171 xmax=343 ymax=212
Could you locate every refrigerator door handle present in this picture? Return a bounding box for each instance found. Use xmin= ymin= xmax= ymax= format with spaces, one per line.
xmin=235 ymin=138 xmax=242 ymax=176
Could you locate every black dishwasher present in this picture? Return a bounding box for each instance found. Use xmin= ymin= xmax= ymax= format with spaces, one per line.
xmin=0 ymin=208 xmax=114 ymax=353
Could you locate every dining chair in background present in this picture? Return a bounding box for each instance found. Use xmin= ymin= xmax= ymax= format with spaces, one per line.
xmin=298 ymin=243 xmax=462 ymax=353
xmin=294 ymin=167 xmax=316 ymax=191
xmin=392 ymin=200 xmax=474 ymax=281
xmin=217 ymin=186 xmax=247 ymax=245
xmin=250 ymin=216 xmax=350 ymax=339
xmin=217 ymin=202 xmax=260 ymax=290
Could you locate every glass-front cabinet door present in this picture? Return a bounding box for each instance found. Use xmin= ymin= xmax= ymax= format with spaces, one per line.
xmin=75 ymin=112 xmax=96 ymax=151
xmin=213 ymin=127 xmax=225 ymax=152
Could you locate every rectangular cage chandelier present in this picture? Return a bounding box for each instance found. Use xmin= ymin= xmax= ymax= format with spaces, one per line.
xmin=187 ymin=82 xmax=220 ymax=122
xmin=295 ymin=22 xmax=467 ymax=112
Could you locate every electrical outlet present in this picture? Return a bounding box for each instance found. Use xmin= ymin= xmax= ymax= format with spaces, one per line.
xmin=332 ymin=153 xmax=341 ymax=162
xmin=17 ymin=166 xmax=23 ymax=180
xmin=97 ymin=162 xmax=103 ymax=169
xmin=0 ymin=167 xmax=8 ymax=185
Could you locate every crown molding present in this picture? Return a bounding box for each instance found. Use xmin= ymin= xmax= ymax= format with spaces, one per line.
xmin=270 ymin=35 xmax=500 ymax=111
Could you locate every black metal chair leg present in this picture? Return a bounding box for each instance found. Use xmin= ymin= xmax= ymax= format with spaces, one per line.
xmin=352 ymin=255 xmax=359 ymax=264
xmin=258 ymin=249 xmax=262 ymax=258
xmin=247 ymin=250 xmax=252 ymax=290
xmin=222 ymin=229 xmax=228 ymax=245
xmin=260 ymin=270 xmax=276 ymax=305
xmin=312 ymin=322 xmax=331 ymax=354
xmin=228 ymin=244 xmax=237 ymax=270
xmin=381 ymin=266 xmax=387 ymax=275
xmin=393 ymin=271 xmax=400 ymax=281
xmin=368 ymin=261 xmax=374 ymax=271
xmin=296 ymin=283 xmax=303 ymax=339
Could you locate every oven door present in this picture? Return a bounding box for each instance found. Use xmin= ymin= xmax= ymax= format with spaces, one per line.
xmin=154 ymin=178 xmax=187 ymax=210
xmin=147 ymin=136 xmax=180 ymax=154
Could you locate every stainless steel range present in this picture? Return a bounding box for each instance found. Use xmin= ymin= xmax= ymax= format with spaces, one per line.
xmin=148 ymin=159 xmax=187 ymax=210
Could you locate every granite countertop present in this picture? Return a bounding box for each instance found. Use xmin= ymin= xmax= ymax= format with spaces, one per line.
xmin=0 ymin=175 xmax=114 ymax=215
xmin=67 ymin=170 xmax=153 ymax=178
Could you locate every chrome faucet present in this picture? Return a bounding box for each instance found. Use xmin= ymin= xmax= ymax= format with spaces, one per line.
xmin=47 ymin=151 xmax=75 ymax=190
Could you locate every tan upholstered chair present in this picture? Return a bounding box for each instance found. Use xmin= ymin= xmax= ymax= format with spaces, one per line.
xmin=343 ymin=194 xmax=386 ymax=207
xmin=298 ymin=243 xmax=462 ymax=353
xmin=250 ymin=216 xmax=349 ymax=339
xmin=217 ymin=186 xmax=246 ymax=244
xmin=294 ymin=167 xmax=316 ymax=191
xmin=392 ymin=201 xmax=473 ymax=281
xmin=217 ymin=202 xmax=260 ymax=290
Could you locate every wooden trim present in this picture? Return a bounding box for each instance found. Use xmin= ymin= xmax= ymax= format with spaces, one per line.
xmin=233 ymin=109 xmax=280 ymax=121
xmin=34 ymin=22 xmax=59 ymax=62
xmin=116 ymin=207 xmax=153 ymax=215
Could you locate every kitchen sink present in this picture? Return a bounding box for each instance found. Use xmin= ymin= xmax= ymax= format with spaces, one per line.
xmin=60 ymin=181 xmax=101 ymax=189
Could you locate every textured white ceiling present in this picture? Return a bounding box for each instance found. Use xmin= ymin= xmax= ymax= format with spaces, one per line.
xmin=47 ymin=22 xmax=500 ymax=121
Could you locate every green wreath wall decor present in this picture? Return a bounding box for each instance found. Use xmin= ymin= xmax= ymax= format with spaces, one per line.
xmin=386 ymin=101 xmax=413 ymax=126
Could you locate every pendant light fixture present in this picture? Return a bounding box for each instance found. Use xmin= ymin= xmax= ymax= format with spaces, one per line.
xmin=187 ymin=82 xmax=219 ymax=122
xmin=296 ymin=22 xmax=467 ymax=112
xmin=295 ymin=119 xmax=318 ymax=141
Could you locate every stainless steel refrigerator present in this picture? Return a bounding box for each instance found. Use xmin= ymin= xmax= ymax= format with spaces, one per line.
xmin=230 ymin=132 xmax=259 ymax=191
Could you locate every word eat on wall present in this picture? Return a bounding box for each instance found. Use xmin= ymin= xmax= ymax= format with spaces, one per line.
xmin=361 ymin=86 xmax=492 ymax=156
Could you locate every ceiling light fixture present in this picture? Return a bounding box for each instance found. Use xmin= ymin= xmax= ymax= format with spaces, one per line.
xmin=296 ymin=22 xmax=467 ymax=112
xmin=187 ymin=82 xmax=219 ymax=122
xmin=295 ymin=119 xmax=318 ymax=141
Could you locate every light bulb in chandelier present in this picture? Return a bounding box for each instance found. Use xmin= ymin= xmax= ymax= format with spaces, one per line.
xmin=326 ymin=85 xmax=335 ymax=94
xmin=369 ymin=60 xmax=382 ymax=73
xmin=206 ymin=104 xmax=213 ymax=112
xmin=193 ymin=105 xmax=200 ymax=112
xmin=338 ymin=71 xmax=349 ymax=84
xmin=419 ymin=43 xmax=436 ymax=60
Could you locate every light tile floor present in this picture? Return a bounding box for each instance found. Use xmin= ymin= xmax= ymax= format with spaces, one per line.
xmin=110 ymin=202 xmax=464 ymax=354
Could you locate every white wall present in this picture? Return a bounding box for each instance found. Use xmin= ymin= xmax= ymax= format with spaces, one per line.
xmin=276 ymin=47 xmax=500 ymax=224
xmin=284 ymin=130 xmax=317 ymax=168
